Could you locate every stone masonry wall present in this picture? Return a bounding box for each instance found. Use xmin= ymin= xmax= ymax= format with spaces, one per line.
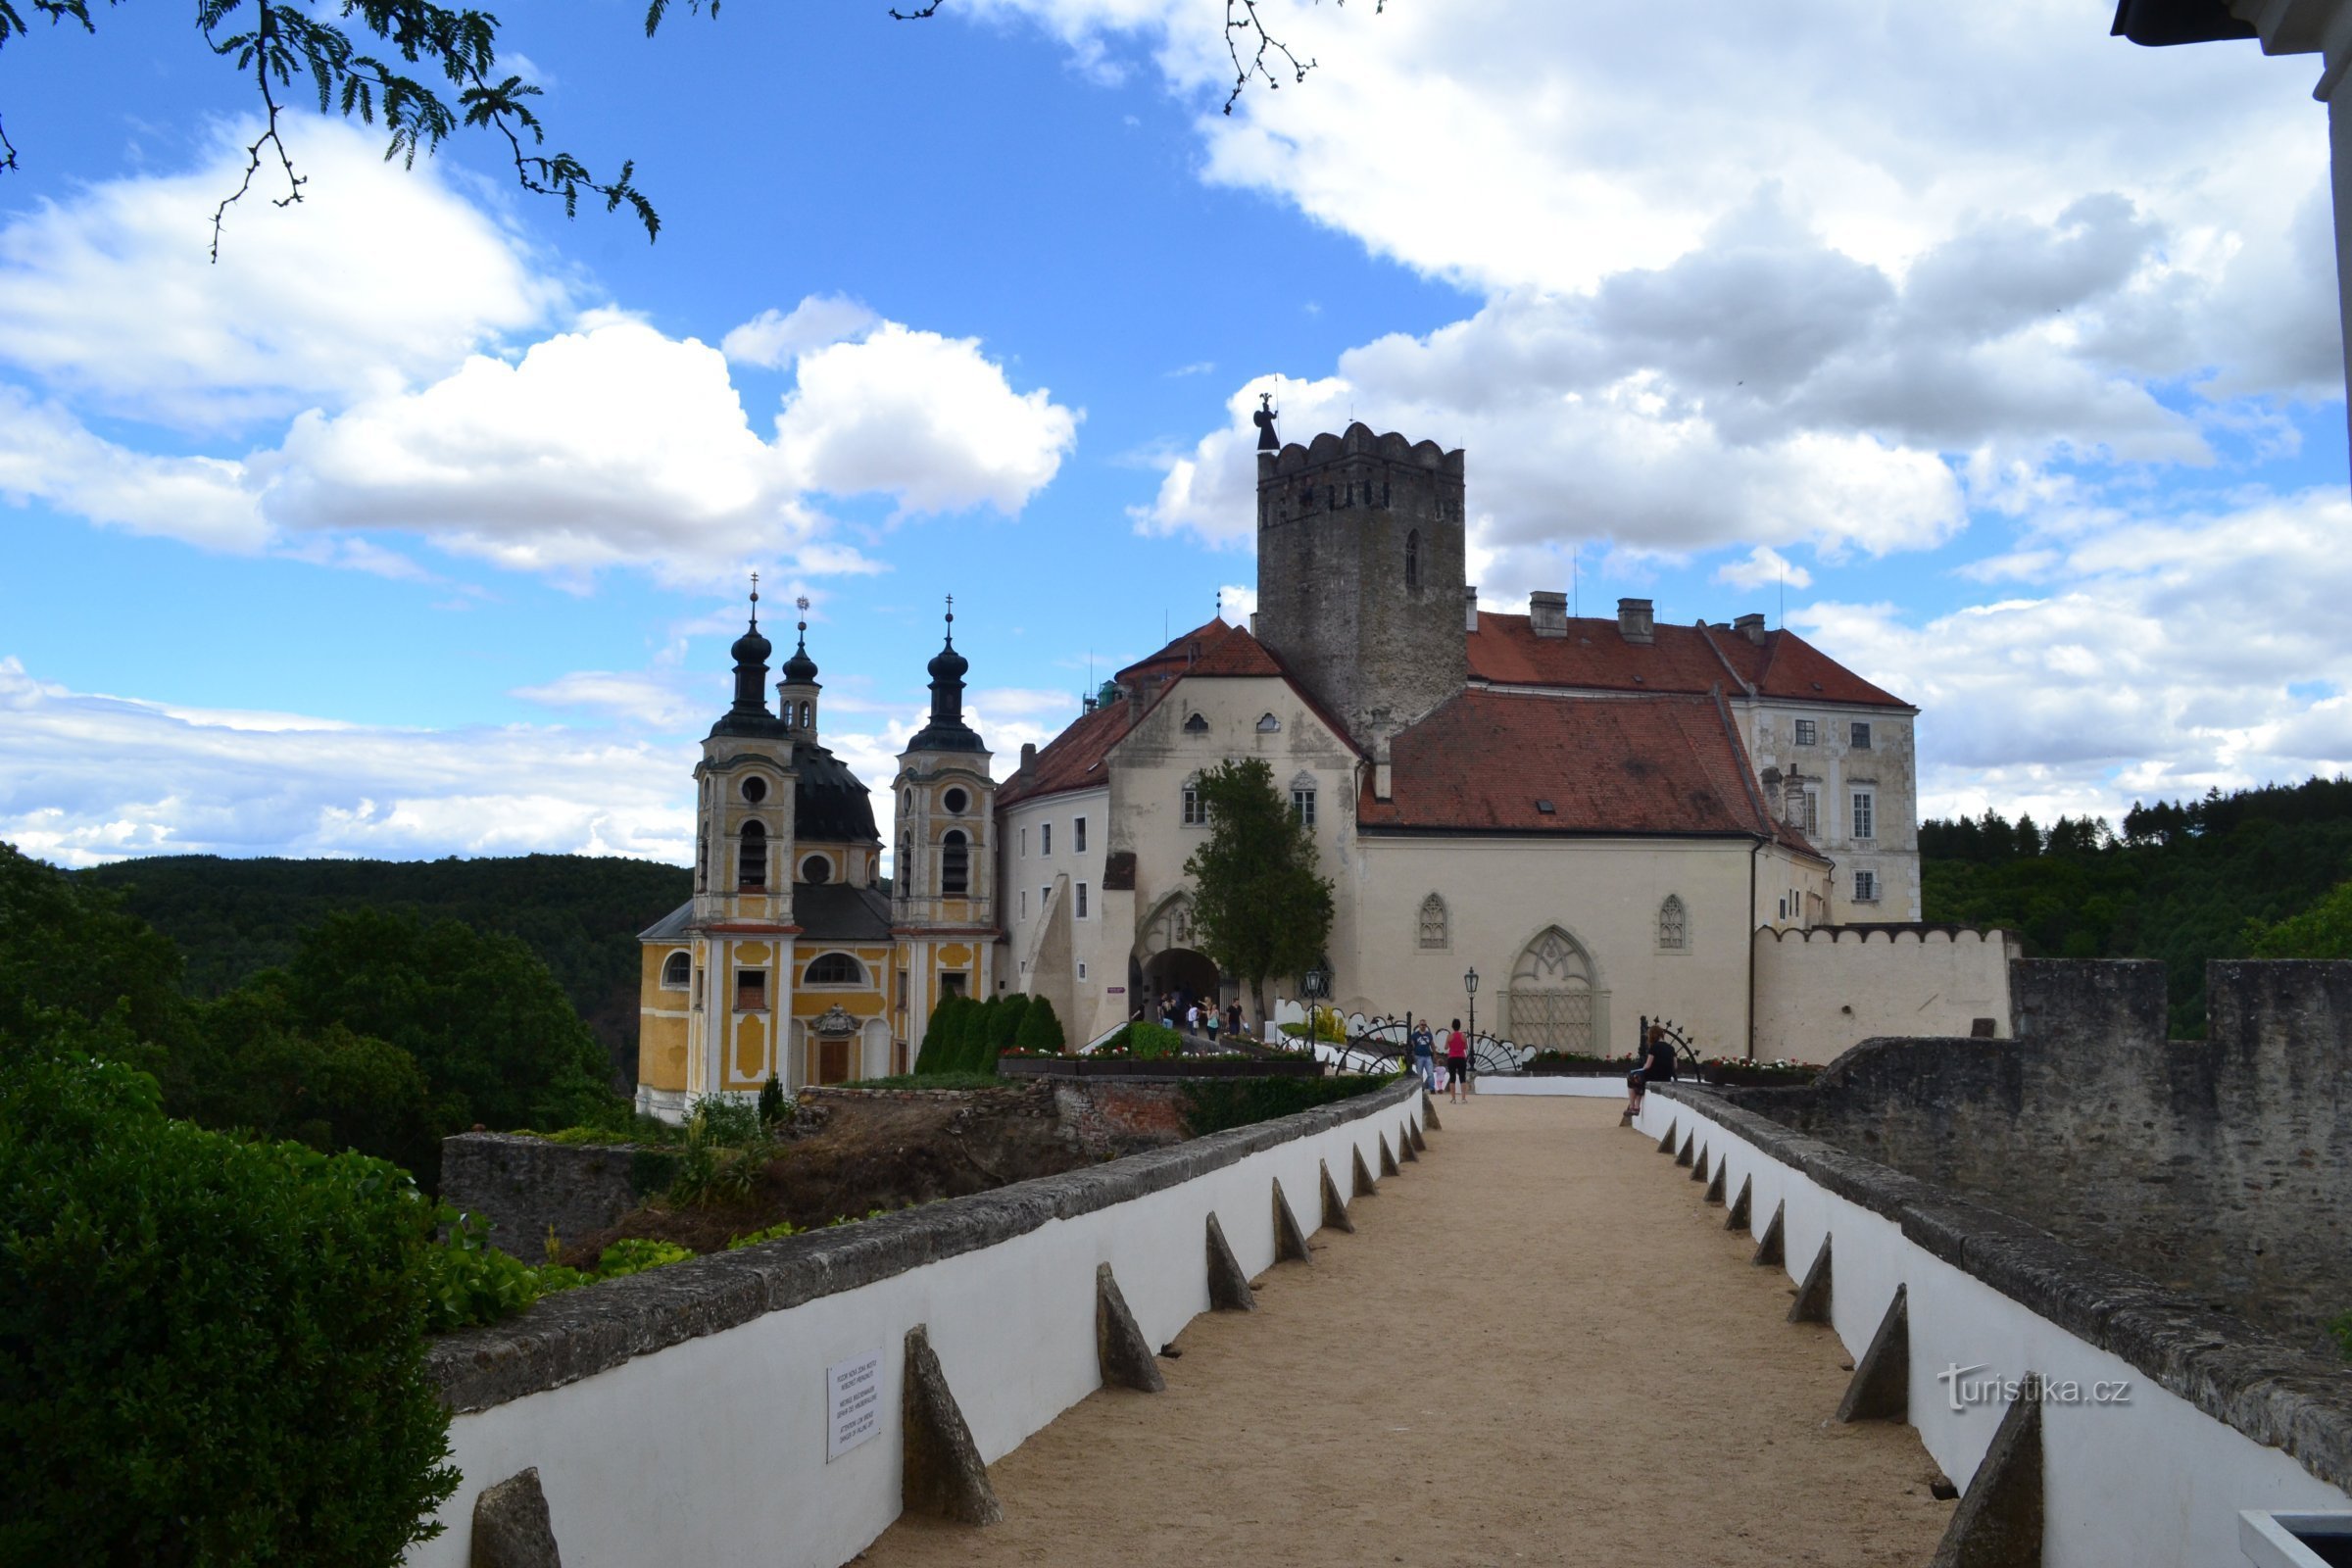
xmin=445 ymin=1081 xmax=1196 ymax=1255
xmin=1735 ymin=957 xmax=2352 ymax=1348
xmin=441 ymin=1134 xmax=680 ymax=1257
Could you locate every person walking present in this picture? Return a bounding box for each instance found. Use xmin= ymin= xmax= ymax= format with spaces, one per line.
xmin=1203 ymin=1004 xmax=1221 ymax=1047
xmin=1411 ymin=1022 xmax=1437 ymax=1093
xmin=1444 ymin=1019 xmax=1469 ymax=1104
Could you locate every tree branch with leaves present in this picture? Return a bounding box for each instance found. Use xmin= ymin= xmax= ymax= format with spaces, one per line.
xmin=1182 ymin=757 xmax=1334 ymax=1034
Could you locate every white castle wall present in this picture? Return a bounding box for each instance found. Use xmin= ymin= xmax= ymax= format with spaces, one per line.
xmin=1751 ymin=925 xmax=2019 ymax=1063
xmin=1633 ymin=1088 xmax=2352 ymax=1567
xmin=408 ymin=1080 xmax=1423 ymax=1568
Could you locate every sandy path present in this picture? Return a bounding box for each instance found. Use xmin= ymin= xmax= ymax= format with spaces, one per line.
xmin=860 ymin=1095 xmax=1956 ymax=1567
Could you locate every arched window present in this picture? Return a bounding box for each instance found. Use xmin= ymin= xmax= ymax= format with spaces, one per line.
xmin=1183 ymin=711 xmax=1209 ymax=734
xmin=941 ymin=829 xmax=969 ymax=896
xmin=1417 ymin=893 xmax=1448 ymax=950
xmin=897 ymin=838 xmax=909 ymax=901
xmin=802 ymin=855 xmax=832 ymax=885
xmin=662 ymin=950 xmax=691 ymax=988
xmin=738 ymin=820 xmax=767 ymax=890
xmin=1405 ymin=528 xmax=1421 ymax=591
xmin=804 ymin=952 xmax=865 ymax=986
xmin=1657 ymin=895 xmax=1688 ymax=952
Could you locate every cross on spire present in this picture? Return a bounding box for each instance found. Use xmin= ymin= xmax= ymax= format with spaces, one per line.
xmin=944 ymin=593 xmax=956 ymax=646
xmin=748 ymin=569 xmax=760 ymax=629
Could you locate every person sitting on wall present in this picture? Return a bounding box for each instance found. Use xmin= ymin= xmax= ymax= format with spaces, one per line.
xmin=1622 ymin=1023 xmax=1677 ymax=1127
xmin=1445 ymin=1020 xmax=1470 ymax=1104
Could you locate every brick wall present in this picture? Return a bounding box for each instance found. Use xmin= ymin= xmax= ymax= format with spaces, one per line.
xmin=1735 ymin=957 xmax=2352 ymax=1348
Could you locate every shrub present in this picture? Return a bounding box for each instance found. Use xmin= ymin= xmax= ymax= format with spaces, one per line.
xmin=1177 ymin=1072 xmax=1398 ymax=1136
xmin=914 ymin=994 xmax=967 ymax=1074
xmin=985 ymin=994 xmax=1030 ymax=1069
xmin=726 ymin=1218 xmax=803 ymax=1250
xmin=418 ymin=1211 xmax=586 ymax=1333
xmin=1014 ymin=994 xmax=1066 ymax=1054
xmin=2 ymin=1036 xmax=459 ymax=1565
xmin=1111 ymin=1019 xmax=1185 ymax=1060
xmin=592 ymin=1239 xmax=694 ymax=1278
xmin=958 ymin=996 xmax=1002 ymax=1073
xmin=757 ymin=1072 xmax=787 ymax=1128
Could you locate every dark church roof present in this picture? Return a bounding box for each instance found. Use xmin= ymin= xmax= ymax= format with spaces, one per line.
xmin=794 ymin=883 xmax=894 ymax=941
xmin=791 ymin=739 xmax=881 ymax=845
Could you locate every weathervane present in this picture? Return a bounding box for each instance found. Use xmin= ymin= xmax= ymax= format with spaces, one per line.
xmin=1253 ymin=390 xmax=1280 ymax=452
xmin=796 ymin=593 xmax=810 ymax=634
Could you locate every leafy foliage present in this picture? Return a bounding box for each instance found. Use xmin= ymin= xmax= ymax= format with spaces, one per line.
xmin=1103 ymin=1019 xmax=1185 ymax=1059
xmin=1921 ymin=778 xmax=2352 ymax=1036
xmin=913 ymin=993 xmax=970 ymax=1075
xmin=1183 ymin=758 xmax=1335 ymax=1026
xmin=77 ymin=851 xmax=689 ymax=1085
xmin=1013 ymin=993 xmax=1065 ymax=1054
xmin=1 ymin=1036 xmax=459 ymax=1564
xmin=417 ymin=1210 xmax=586 ymax=1335
xmin=1176 ymin=1072 xmax=1398 ymax=1137
xmin=2245 ymin=879 xmax=2352 ymax=959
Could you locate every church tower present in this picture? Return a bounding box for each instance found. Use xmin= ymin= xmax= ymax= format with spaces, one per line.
xmin=1253 ymin=423 xmax=1468 ymax=760
xmin=891 ymin=602 xmax=997 ymax=1035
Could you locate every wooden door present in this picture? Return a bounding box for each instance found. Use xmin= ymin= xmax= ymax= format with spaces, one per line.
xmin=817 ymin=1036 xmax=852 ymax=1085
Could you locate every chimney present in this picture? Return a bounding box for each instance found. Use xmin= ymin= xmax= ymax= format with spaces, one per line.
xmin=1373 ymin=735 xmax=1394 ymax=801
xmin=1616 ymin=597 xmax=1654 ymax=645
xmin=1734 ymin=612 xmax=1767 ymax=645
xmin=1529 ymin=590 xmax=1568 ymax=638
xmin=1249 ymin=612 xmax=1258 ymax=637
xmin=1463 ymin=586 xmax=1480 ymax=633
xmin=1780 ymin=767 xmax=1808 ymax=829
xmin=1020 ymin=741 xmax=1038 ymax=769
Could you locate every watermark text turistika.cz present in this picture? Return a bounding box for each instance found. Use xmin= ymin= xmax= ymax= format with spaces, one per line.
xmin=1936 ymin=1364 xmax=2132 ymax=1412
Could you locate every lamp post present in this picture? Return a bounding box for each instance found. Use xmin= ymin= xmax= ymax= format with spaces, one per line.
xmin=1464 ymin=965 xmax=1479 ymax=1043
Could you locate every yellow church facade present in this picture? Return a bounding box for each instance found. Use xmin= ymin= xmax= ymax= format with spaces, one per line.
xmin=633 ymin=595 xmax=997 ymax=1122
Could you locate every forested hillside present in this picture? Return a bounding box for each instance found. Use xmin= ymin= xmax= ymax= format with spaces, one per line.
xmin=78 ymin=854 xmax=691 ymax=1085
xmin=1922 ymin=777 xmax=2352 ymax=1036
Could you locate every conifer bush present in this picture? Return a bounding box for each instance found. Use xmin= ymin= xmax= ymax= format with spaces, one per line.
xmin=1 ymin=1029 xmax=458 ymax=1565
xmin=986 ymin=994 xmax=1030 ymax=1067
xmin=1013 ymin=994 xmax=1065 ymax=1054
xmin=914 ymin=994 xmax=967 ymax=1074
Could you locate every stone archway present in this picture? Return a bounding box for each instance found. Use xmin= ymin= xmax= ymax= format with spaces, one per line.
xmin=1141 ymin=948 xmax=1220 ymax=1022
xmin=1504 ymin=925 xmax=1605 ymax=1054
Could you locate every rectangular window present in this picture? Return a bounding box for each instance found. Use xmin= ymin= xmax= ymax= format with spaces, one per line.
xmin=940 ymin=971 xmax=967 ymax=998
xmin=1076 ymin=882 xmax=1090 ymax=918
xmin=1851 ymin=721 xmax=1872 ymax=750
xmin=1852 ymin=791 xmax=1875 ymax=841
xmin=1802 ymin=790 xmax=1820 ymax=836
xmin=1853 ymin=870 xmax=1879 ymax=903
xmin=735 ymin=968 xmax=768 ymax=1012
xmin=1077 ymin=961 xmax=1088 ymax=981
xmin=1041 ymin=822 xmax=1052 ymax=856
xmin=895 ymin=970 xmax=907 ymax=1014
xmin=1183 ymin=785 xmax=1204 ymax=825
xmin=1041 ymin=885 xmax=1050 ymax=912
xmin=1794 ymin=718 xmax=1817 ymax=746
xmin=1074 ymin=816 xmax=1087 ymax=853
xmin=1292 ymin=788 xmax=1316 ymax=829
xmin=1020 ymin=826 xmax=1027 ymax=858
xmin=1019 ymin=889 xmax=1028 ymax=919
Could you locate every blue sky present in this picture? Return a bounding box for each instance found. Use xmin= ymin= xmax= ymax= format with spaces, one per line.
xmin=1 ymin=0 xmax=2347 ymax=866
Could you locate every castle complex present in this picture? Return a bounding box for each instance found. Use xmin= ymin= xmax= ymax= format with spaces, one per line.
xmin=636 ymin=425 xmax=1949 ymax=1115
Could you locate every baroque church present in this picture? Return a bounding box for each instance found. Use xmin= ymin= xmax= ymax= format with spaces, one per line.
xmin=636 ymin=424 xmax=1929 ymax=1116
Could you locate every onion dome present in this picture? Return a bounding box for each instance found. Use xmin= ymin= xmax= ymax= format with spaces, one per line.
xmin=780 ymin=623 xmax=819 ymax=685
xmin=906 ymin=599 xmax=985 ymax=754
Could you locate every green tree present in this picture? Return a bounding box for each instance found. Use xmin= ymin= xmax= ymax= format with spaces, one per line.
xmin=0 ymin=841 xmax=191 ymax=1084
xmin=1012 ymin=993 xmax=1065 ymax=1054
xmin=279 ymin=906 xmax=619 ymax=1152
xmin=2246 ymin=880 xmax=2352 ymax=959
xmin=913 ymin=993 xmax=967 ymax=1075
xmin=1183 ymin=758 xmax=1334 ymax=1033
xmin=1 ymin=1032 xmax=458 ymax=1563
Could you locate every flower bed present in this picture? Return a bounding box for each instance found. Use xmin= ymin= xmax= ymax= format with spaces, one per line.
xmin=998 ymin=1054 xmax=1324 ymax=1080
xmin=1521 ymin=1052 xmax=1643 ymax=1077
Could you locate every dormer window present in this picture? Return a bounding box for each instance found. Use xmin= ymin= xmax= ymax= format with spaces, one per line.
xmin=1256 ymin=713 xmax=1281 ymax=733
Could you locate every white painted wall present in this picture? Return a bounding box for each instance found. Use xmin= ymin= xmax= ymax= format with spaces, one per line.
xmin=1631 ymin=1093 xmax=2351 ymax=1567
xmin=1750 ymin=925 xmax=2020 ymax=1064
xmin=407 ymin=1082 xmax=1425 ymax=1568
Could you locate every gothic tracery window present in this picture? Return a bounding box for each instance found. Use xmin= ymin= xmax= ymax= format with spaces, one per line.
xmin=1658 ymin=895 xmax=1688 ymax=952
xmin=1417 ymin=893 xmax=1447 ymax=950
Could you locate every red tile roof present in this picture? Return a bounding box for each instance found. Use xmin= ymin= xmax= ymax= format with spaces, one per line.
xmin=1004 ymin=621 xmax=1354 ymax=808
xmin=1360 ymin=688 xmax=1821 ymax=856
xmin=1467 ymin=613 xmax=1911 ymax=710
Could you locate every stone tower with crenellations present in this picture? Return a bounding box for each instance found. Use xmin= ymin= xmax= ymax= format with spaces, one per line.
xmin=1253 ymin=423 xmax=1468 ymax=761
